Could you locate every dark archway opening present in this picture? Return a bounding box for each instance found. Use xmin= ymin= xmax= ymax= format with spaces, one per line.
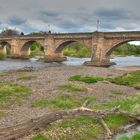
xmin=21 ymin=41 xmax=44 ymax=58
xmin=55 ymin=41 xmax=91 ymax=65
xmin=0 ymin=42 xmax=12 ymax=56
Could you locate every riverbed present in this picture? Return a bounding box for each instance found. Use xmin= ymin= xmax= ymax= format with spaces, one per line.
xmin=0 ymin=57 xmax=139 ymax=139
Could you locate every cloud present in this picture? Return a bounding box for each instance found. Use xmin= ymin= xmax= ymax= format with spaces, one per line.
xmin=40 ymin=9 xmax=59 ymax=18
xmin=95 ymin=8 xmax=130 ymax=20
xmin=7 ymin=16 xmax=26 ymax=26
xmin=0 ymin=0 xmax=140 ymax=33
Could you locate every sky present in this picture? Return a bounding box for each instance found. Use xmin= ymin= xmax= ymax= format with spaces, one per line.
xmin=0 ymin=0 xmax=140 ymax=34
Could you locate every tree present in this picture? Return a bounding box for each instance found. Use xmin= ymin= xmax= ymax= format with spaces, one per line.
xmin=1 ymin=28 xmax=19 ymax=36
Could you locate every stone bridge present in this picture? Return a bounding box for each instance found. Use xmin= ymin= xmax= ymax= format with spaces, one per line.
xmin=0 ymin=31 xmax=140 ymax=67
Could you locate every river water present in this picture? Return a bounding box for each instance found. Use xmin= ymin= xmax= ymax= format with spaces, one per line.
xmin=0 ymin=56 xmax=139 ymax=72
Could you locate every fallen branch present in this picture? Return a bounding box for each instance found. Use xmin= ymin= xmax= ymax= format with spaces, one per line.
xmin=0 ymin=107 xmax=140 ymax=140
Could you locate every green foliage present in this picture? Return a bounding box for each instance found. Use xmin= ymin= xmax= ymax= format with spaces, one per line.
xmin=59 ymin=83 xmax=87 ymax=92
xmin=32 ymin=95 xmax=95 ymax=109
xmin=30 ymin=42 xmax=44 ymax=57
xmin=63 ymin=42 xmax=91 ymax=58
xmin=117 ymin=135 xmax=129 ymax=140
xmin=0 ymin=51 xmax=6 ymax=60
xmin=31 ymin=134 xmax=48 ymax=140
xmin=105 ymin=115 xmax=129 ymax=132
xmin=69 ymin=75 xmax=104 ymax=83
xmin=109 ymin=71 xmax=140 ymax=88
xmin=0 ymin=82 xmax=32 ymax=108
xmin=113 ymin=43 xmax=140 ymax=56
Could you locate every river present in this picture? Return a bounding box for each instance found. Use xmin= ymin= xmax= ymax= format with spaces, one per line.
xmin=0 ymin=56 xmax=139 ymax=72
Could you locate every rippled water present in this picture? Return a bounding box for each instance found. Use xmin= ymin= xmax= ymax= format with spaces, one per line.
xmin=111 ymin=56 xmax=140 ymax=68
xmin=0 ymin=56 xmax=139 ymax=71
xmin=0 ymin=59 xmax=48 ymax=71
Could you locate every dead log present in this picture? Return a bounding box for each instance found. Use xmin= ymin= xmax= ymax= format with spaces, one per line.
xmin=0 ymin=107 xmax=140 ymax=140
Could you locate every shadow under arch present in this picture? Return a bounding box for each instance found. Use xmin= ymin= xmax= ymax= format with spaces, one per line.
xmin=105 ymin=40 xmax=137 ymax=58
xmin=55 ymin=40 xmax=90 ymax=55
xmin=55 ymin=40 xmax=77 ymax=53
xmin=21 ymin=40 xmax=44 ymax=58
xmin=0 ymin=41 xmax=12 ymax=55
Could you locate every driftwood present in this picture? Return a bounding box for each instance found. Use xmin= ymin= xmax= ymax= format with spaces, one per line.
xmin=0 ymin=106 xmax=140 ymax=140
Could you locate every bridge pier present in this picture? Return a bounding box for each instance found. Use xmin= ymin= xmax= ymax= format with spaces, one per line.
xmin=20 ymin=48 xmax=31 ymax=59
xmin=0 ymin=46 xmax=7 ymax=55
xmin=44 ymin=48 xmax=67 ymax=62
xmin=44 ymin=56 xmax=67 ymax=62
xmin=84 ymin=60 xmax=116 ymax=67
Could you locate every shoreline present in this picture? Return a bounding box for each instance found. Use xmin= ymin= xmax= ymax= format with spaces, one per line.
xmin=113 ymin=66 xmax=140 ymax=72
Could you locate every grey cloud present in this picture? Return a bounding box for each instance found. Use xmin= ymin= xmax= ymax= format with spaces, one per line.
xmin=95 ymin=8 xmax=130 ymax=20
xmin=0 ymin=0 xmax=140 ymax=33
xmin=7 ymin=16 xmax=26 ymax=26
xmin=40 ymin=9 xmax=59 ymax=18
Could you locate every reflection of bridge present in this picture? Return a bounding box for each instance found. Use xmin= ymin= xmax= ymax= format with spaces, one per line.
xmin=0 ymin=31 xmax=140 ymax=67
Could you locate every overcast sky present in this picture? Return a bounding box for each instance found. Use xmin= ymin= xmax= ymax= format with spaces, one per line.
xmin=0 ymin=0 xmax=140 ymax=34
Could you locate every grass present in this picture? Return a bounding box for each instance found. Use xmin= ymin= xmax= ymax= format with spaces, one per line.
xmin=95 ymin=96 xmax=140 ymax=113
xmin=105 ymin=114 xmax=129 ymax=132
xmin=17 ymin=75 xmax=37 ymax=80
xmin=30 ymin=115 xmax=130 ymax=140
xmin=0 ymin=82 xmax=32 ymax=109
xmin=109 ymin=71 xmax=140 ymax=88
xmin=31 ymin=95 xmax=140 ymax=139
xmin=117 ymin=132 xmax=140 ymax=140
xmin=69 ymin=75 xmax=104 ymax=84
xmin=31 ymin=134 xmax=49 ymax=140
xmin=32 ymin=95 xmax=95 ymax=109
xmin=59 ymin=83 xmax=87 ymax=92
xmin=31 ymin=116 xmax=103 ymax=140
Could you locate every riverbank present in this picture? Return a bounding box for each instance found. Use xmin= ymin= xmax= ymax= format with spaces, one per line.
xmin=0 ymin=65 xmax=139 ymax=140
xmin=114 ymin=66 xmax=140 ymax=72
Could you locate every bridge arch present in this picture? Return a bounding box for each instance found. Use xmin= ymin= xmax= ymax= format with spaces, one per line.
xmin=55 ymin=40 xmax=90 ymax=53
xmin=105 ymin=39 xmax=140 ymax=57
xmin=21 ymin=40 xmax=44 ymax=58
xmin=0 ymin=41 xmax=12 ymax=55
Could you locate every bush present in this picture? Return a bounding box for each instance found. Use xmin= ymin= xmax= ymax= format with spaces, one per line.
xmin=0 ymin=51 xmax=6 ymax=60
